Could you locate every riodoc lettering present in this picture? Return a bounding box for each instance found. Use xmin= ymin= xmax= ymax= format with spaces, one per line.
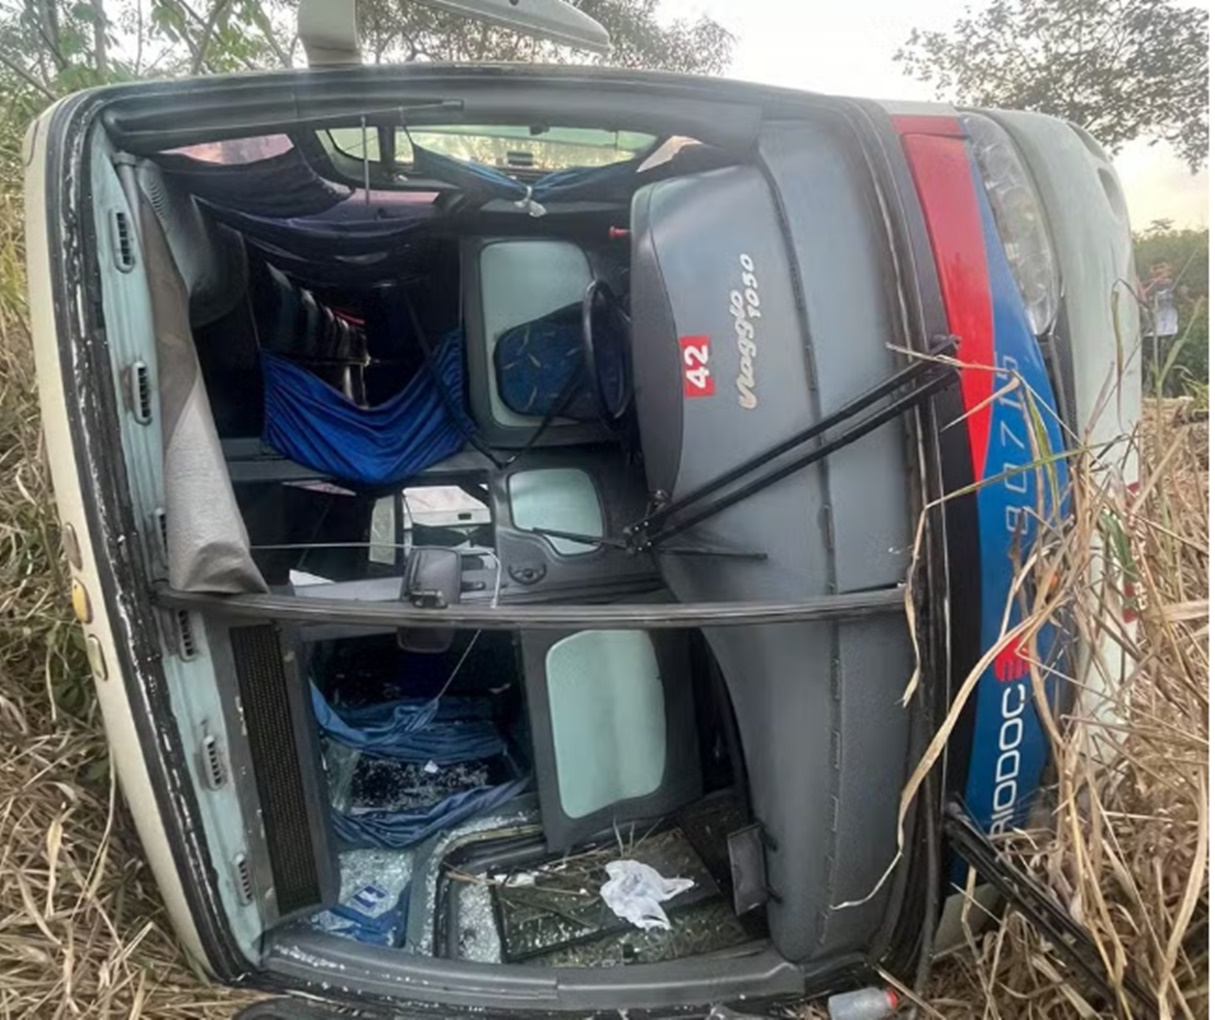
xmin=990 ymin=681 xmax=1028 ymax=834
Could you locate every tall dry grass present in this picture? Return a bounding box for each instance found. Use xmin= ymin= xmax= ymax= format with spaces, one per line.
xmin=914 ymin=390 xmax=1209 ymax=1020
xmin=0 ymin=190 xmax=259 ymax=1017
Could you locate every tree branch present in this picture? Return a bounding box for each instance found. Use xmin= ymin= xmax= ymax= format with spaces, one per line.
xmin=28 ymin=0 xmax=68 ymax=72
xmin=91 ymin=0 xmax=108 ymax=76
xmin=134 ymin=0 xmax=144 ymax=75
xmin=0 ymin=48 xmax=55 ymax=99
xmin=249 ymin=4 xmax=292 ymax=68
xmin=190 ymin=0 xmax=234 ymax=75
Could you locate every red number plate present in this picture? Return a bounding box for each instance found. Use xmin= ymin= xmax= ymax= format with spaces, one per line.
xmin=679 ymin=335 xmax=715 ymax=397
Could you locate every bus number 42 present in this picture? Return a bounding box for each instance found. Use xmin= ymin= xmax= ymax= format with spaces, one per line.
xmin=680 ymin=335 xmax=715 ymax=397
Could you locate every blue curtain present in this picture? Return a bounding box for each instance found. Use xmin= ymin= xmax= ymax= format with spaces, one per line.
xmin=411 ymin=144 xmax=645 ymax=211
xmin=332 ymin=776 xmax=532 ymax=850
xmin=261 ymin=330 xmax=473 ymax=487
xmin=315 ymin=684 xmax=532 ymax=850
xmin=312 ymin=684 xmax=506 ymax=765
xmin=154 ymin=147 xmax=350 ymax=217
xmin=202 ymin=201 xmax=436 ymax=260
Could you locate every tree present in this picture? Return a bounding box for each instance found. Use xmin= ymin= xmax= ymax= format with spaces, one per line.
xmin=895 ymin=0 xmax=1209 ymax=171
xmin=0 ymin=0 xmax=733 ymax=99
xmin=0 ymin=0 xmax=293 ymax=181
xmin=0 ymin=0 xmax=733 ymax=181
xmin=357 ymin=0 xmax=733 ymax=74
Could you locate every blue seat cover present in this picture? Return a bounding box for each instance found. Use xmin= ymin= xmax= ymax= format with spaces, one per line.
xmin=261 ymin=331 xmax=473 ymax=487
xmin=492 ymin=302 xmax=598 ymax=419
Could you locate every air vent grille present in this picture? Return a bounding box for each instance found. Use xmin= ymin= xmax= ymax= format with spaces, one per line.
xmin=231 ymin=625 xmax=325 ymax=917
xmin=174 ymin=610 xmax=197 ymax=660
xmin=110 ymin=210 xmax=135 ymax=272
xmin=201 ymin=732 xmax=226 ymax=789
xmin=233 ymin=853 xmax=255 ymax=905
xmin=154 ymin=508 xmax=168 ymax=560
xmin=145 ymin=508 xmax=169 ymax=580
xmin=129 ymin=361 xmax=152 ymax=425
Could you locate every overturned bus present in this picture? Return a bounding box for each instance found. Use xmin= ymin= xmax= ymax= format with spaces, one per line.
xmin=25 ymin=0 xmax=1141 ymax=1015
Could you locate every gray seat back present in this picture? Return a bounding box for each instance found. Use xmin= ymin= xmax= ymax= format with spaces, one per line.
xmin=489 ymin=447 xmax=661 ymax=603
xmin=628 ymin=132 xmax=917 ymax=964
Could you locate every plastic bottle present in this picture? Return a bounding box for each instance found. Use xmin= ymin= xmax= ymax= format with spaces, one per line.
xmin=826 ymin=987 xmax=899 ymax=1020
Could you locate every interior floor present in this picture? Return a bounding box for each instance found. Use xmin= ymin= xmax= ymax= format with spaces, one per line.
xmin=438 ymin=790 xmax=765 ymax=966
xmin=295 ymin=620 xmax=757 ymax=961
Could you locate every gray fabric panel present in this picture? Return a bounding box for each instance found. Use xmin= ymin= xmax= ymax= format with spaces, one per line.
xmin=629 ymin=133 xmax=916 ymax=962
xmin=818 ymin=617 xmax=912 ymax=950
xmin=758 ymin=120 xmax=912 ymax=591
xmin=141 ymin=194 xmax=267 ymax=595
xmin=136 ymin=162 xmax=249 ymax=329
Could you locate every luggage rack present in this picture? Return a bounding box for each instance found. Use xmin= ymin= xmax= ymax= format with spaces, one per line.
xmin=165 ymin=343 xmax=956 ymax=629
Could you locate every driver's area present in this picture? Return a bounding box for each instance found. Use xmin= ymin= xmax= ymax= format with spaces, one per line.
xmin=442 ymin=229 xmax=647 ymax=606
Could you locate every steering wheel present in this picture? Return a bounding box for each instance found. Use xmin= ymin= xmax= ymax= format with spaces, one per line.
xmin=580 ymin=279 xmax=633 ymax=427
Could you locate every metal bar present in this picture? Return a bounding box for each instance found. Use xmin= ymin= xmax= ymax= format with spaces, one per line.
xmin=528 ymin=526 xmax=626 ymax=549
xmin=644 ymin=372 xmax=954 ymax=549
xmin=637 ymin=338 xmax=956 ymax=534
xmin=360 ymin=115 xmax=371 ymax=202
xmin=944 ymin=803 xmax=1155 ymax=1014
xmin=152 ymin=584 xmax=906 ymax=630
xmin=277 ymin=100 xmax=465 ymax=134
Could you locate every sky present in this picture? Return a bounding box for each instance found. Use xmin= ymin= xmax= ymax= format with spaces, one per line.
xmin=660 ymin=0 xmax=1209 ymax=231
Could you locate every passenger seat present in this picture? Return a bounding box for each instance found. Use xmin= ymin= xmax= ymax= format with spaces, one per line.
xmin=461 ymin=237 xmax=610 ymax=447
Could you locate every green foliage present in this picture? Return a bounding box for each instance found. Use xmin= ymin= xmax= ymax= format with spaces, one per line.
xmin=358 ymin=0 xmax=733 ymax=73
xmin=1182 ymin=375 xmax=1208 ymax=412
xmin=1134 ymin=221 xmax=1209 ymax=394
xmin=0 ymin=0 xmax=733 ymax=181
xmin=0 ymin=192 xmax=94 ymax=723
xmin=896 ymin=0 xmax=1209 ymax=171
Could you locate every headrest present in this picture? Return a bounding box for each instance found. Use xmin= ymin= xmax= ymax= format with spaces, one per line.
xmin=628 ymin=167 xmax=804 ymax=500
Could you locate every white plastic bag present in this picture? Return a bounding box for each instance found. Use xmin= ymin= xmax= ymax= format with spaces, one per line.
xmin=599 ymin=859 xmax=694 ymax=931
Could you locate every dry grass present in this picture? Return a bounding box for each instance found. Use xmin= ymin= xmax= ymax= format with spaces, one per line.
xmin=0 ymin=177 xmax=1206 ymax=1018
xmin=915 ymin=393 xmax=1209 ymax=1020
xmin=0 ymin=192 xmax=259 ymax=1018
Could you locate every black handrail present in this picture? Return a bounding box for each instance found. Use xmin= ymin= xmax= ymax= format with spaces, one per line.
xmin=153 ymin=583 xmax=906 ymax=630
